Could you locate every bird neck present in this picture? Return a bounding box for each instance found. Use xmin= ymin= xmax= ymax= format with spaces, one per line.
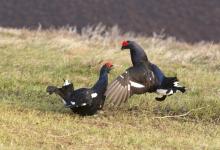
xmin=130 ymin=47 xmax=149 ymax=66
xmin=92 ymin=70 xmax=108 ymax=90
xmin=99 ymin=69 xmax=108 ymax=78
xmin=99 ymin=71 xmax=108 ymax=83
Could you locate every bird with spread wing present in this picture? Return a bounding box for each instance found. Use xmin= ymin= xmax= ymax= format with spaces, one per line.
xmin=105 ymin=41 xmax=185 ymax=107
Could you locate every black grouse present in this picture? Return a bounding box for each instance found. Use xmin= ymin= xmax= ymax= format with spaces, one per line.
xmin=46 ymin=62 xmax=113 ymax=115
xmin=105 ymin=41 xmax=185 ymax=106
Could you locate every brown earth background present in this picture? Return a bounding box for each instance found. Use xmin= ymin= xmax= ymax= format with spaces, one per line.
xmin=0 ymin=0 xmax=220 ymax=43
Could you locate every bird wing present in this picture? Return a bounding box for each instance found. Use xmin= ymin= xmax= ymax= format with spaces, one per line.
xmin=105 ymin=71 xmax=134 ymax=107
xmin=105 ymin=66 xmax=159 ymax=107
xmin=69 ymin=88 xmax=91 ymax=106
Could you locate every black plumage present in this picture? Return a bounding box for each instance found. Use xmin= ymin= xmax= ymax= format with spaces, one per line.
xmin=105 ymin=41 xmax=185 ymax=106
xmin=46 ymin=62 xmax=113 ymax=116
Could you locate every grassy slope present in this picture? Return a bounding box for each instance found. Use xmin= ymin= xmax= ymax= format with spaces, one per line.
xmin=0 ymin=27 xmax=219 ymax=149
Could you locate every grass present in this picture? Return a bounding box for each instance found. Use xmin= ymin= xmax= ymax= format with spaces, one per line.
xmin=0 ymin=26 xmax=220 ymax=149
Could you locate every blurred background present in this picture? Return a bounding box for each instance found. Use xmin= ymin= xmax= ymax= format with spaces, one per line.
xmin=0 ymin=0 xmax=220 ymax=43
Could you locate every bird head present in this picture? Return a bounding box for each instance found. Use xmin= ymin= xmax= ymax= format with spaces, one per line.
xmin=121 ymin=40 xmax=131 ymax=50
xmin=101 ymin=62 xmax=113 ymax=73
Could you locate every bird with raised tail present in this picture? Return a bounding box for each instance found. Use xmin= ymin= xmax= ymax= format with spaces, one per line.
xmin=105 ymin=41 xmax=186 ymax=106
xmin=46 ymin=62 xmax=113 ymax=115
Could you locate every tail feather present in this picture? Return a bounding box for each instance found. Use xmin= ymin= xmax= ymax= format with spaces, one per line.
xmin=176 ymin=86 xmax=186 ymax=93
xmin=155 ymin=77 xmax=186 ymax=101
xmin=161 ymin=77 xmax=178 ymax=88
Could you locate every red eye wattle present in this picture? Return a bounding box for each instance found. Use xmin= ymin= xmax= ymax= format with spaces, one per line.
xmin=105 ymin=62 xmax=113 ymax=68
xmin=122 ymin=41 xmax=129 ymax=47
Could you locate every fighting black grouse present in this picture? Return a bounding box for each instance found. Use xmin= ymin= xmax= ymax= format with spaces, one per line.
xmin=105 ymin=41 xmax=185 ymax=106
xmin=46 ymin=62 xmax=113 ymax=115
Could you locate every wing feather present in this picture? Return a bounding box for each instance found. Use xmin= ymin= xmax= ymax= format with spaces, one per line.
xmin=105 ymin=71 xmax=132 ymax=106
xmin=111 ymin=85 xmax=124 ymax=105
xmin=105 ymin=80 xmax=120 ymax=96
xmin=115 ymin=85 xmax=127 ymax=106
xmin=107 ymin=83 xmax=123 ymax=103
